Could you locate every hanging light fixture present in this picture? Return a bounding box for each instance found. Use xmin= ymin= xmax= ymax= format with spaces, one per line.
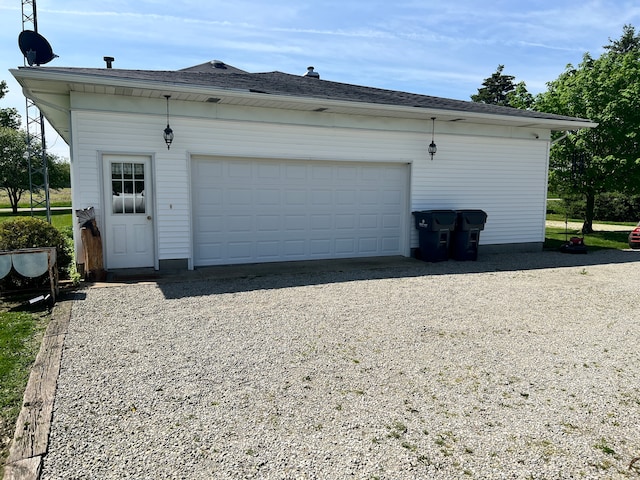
xmin=163 ymin=95 xmax=174 ymax=150
xmin=428 ymin=117 xmax=437 ymax=160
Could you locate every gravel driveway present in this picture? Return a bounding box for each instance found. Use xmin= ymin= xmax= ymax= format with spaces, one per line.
xmin=40 ymin=250 xmax=640 ymax=479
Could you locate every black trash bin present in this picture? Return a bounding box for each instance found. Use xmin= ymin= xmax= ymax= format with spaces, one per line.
xmin=451 ymin=210 xmax=488 ymax=261
xmin=412 ymin=210 xmax=457 ymax=262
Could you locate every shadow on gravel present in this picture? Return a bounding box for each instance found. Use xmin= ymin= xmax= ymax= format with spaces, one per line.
xmin=155 ymin=249 xmax=640 ymax=299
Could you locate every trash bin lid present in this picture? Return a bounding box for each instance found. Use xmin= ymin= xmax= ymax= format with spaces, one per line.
xmin=456 ymin=210 xmax=487 ymax=229
xmin=412 ymin=210 xmax=457 ymax=230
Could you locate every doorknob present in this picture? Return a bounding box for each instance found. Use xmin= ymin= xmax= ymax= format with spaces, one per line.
xmin=147 ymin=216 xmax=152 ymax=220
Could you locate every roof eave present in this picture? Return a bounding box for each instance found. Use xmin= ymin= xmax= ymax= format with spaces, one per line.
xmin=11 ymin=67 xmax=597 ymax=133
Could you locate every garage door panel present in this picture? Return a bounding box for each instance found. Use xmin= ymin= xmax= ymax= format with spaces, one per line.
xmin=228 ymin=188 xmax=252 ymax=205
xmin=197 ymin=242 xmax=223 ymax=262
xmin=362 ymin=168 xmax=382 ymax=181
xmin=192 ymin=158 xmax=408 ymax=266
xmin=359 ymin=237 xmax=378 ymax=253
xmin=336 ymin=190 xmax=356 ymax=205
xmin=382 ymin=214 xmax=401 ymax=228
xmin=258 ymin=163 xmax=281 ymax=179
xmin=284 ymin=215 xmax=306 ymax=230
xmin=286 ymin=165 xmax=307 ymax=180
xmin=197 ymin=188 xmax=223 ymax=206
xmin=228 ymin=215 xmax=252 ymax=233
xmin=311 ymin=190 xmax=332 ymax=205
xmin=336 ymin=214 xmax=356 ymax=229
xmin=310 ymin=239 xmax=331 ymax=255
xmin=228 ymin=242 xmax=253 ymax=260
xmin=359 ymin=214 xmax=378 ymax=229
xmin=256 ymin=189 xmax=280 ymax=205
xmin=256 ymin=241 xmax=280 ymax=258
xmin=382 ymin=237 xmax=400 ymax=252
xmin=285 ymin=190 xmax=307 ymax=204
xmin=336 ymin=166 xmax=358 ymax=182
xmin=257 ymin=215 xmax=280 ymax=232
xmin=360 ymin=190 xmax=379 ymax=205
xmin=283 ymin=240 xmax=306 ymax=257
xmin=311 ymin=214 xmax=332 ymax=230
xmin=198 ymin=215 xmax=223 ymax=233
xmin=312 ymin=166 xmax=332 ymax=180
xmin=229 ymin=162 xmax=252 ymax=178
xmin=383 ymin=189 xmax=403 ymax=205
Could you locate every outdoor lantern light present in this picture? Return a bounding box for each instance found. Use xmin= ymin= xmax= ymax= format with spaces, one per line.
xmin=428 ymin=117 xmax=437 ymax=160
xmin=163 ymin=95 xmax=174 ymax=150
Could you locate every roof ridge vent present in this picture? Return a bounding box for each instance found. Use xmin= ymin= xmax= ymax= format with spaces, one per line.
xmin=303 ymin=66 xmax=320 ymax=79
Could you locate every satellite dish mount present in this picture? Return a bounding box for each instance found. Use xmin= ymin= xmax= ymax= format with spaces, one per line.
xmin=18 ymin=29 xmax=57 ymax=66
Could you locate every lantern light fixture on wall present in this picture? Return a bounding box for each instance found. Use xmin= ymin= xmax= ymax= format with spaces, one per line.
xmin=428 ymin=117 xmax=437 ymax=160
xmin=163 ymin=94 xmax=174 ymax=150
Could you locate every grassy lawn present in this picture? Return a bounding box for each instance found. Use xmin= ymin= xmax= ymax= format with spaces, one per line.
xmin=544 ymin=227 xmax=630 ymax=251
xmin=546 ymin=213 xmax=637 ymax=227
xmin=0 ymin=188 xmax=71 ymax=210
xmin=0 ymin=196 xmax=73 ymax=462
xmin=0 ymin=210 xmax=73 ymax=231
xmin=0 ymin=187 xmax=73 ymax=231
xmin=0 ymin=305 xmax=49 ymax=463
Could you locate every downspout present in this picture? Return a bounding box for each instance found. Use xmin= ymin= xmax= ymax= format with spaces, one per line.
xmin=551 ymin=131 xmax=571 ymax=146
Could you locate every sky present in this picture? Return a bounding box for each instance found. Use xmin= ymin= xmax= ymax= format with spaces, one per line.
xmin=1 ymin=0 xmax=640 ymax=160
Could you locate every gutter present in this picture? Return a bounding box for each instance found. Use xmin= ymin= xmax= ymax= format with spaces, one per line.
xmin=11 ymin=67 xmax=598 ymax=131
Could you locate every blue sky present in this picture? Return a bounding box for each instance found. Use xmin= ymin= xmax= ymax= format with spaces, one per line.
xmin=1 ymin=0 xmax=640 ymax=159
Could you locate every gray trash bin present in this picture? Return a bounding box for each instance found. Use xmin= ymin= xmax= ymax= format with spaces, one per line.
xmin=412 ymin=210 xmax=457 ymax=262
xmin=451 ymin=210 xmax=488 ymax=261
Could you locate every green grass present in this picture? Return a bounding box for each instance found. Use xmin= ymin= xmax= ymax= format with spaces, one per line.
xmin=0 ymin=210 xmax=73 ymax=231
xmin=544 ymin=227 xmax=630 ymax=251
xmin=546 ymin=213 xmax=637 ymax=227
xmin=0 ymin=308 xmax=49 ymax=462
xmin=0 ymin=188 xmax=71 ymax=210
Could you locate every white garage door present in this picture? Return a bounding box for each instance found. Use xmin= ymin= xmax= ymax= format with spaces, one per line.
xmin=191 ymin=157 xmax=409 ymax=266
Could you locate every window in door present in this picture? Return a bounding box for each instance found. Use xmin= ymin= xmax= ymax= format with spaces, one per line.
xmin=111 ymin=162 xmax=146 ymax=214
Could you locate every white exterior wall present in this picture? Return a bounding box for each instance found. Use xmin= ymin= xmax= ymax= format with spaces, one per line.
xmin=69 ymin=92 xmax=551 ymax=266
xmin=410 ymin=134 xmax=550 ymax=247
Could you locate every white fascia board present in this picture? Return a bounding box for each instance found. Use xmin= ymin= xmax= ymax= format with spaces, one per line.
xmin=11 ymin=67 xmax=597 ymax=131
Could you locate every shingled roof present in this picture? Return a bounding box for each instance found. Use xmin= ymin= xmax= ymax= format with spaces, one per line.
xmin=179 ymin=60 xmax=248 ymax=74
xmin=14 ymin=64 xmax=595 ymax=128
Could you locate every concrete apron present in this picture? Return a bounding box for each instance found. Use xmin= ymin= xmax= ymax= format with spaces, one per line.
xmin=104 ymin=256 xmax=421 ymax=285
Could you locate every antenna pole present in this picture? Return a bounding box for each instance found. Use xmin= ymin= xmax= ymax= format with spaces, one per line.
xmin=21 ymin=0 xmax=51 ymax=223
xmin=21 ymin=0 xmax=37 ymax=33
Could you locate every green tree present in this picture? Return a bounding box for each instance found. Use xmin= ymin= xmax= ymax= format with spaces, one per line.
xmin=0 ymin=80 xmax=21 ymax=129
xmin=471 ymin=65 xmax=533 ymax=109
xmin=0 ymin=127 xmax=68 ymax=213
xmin=535 ymin=25 xmax=640 ymax=232
xmin=507 ymin=81 xmax=534 ymax=110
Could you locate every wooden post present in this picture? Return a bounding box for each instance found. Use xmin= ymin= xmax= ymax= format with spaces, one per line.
xmin=80 ymin=219 xmax=106 ymax=281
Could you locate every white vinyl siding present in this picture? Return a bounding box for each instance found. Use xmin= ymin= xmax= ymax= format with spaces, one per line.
xmin=70 ymin=97 xmax=551 ymax=268
xmin=410 ymin=134 xmax=549 ymax=247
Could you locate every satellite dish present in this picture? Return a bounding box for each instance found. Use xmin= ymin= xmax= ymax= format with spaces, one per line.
xmin=18 ymin=30 xmax=58 ymax=66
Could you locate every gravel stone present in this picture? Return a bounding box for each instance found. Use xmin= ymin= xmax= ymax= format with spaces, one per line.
xmin=40 ymin=250 xmax=640 ymax=479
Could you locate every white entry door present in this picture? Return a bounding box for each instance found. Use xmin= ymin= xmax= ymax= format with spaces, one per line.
xmin=103 ymin=155 xmax=154 ymax=269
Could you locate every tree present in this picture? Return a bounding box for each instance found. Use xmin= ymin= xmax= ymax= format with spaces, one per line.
xmin=506 ymin=81 xmax=534 ymax=110
xmin=471 ymin=65 xmax=533 ymax=109
xmin=535 ymin=25 xmax=640 ymax=232
xmin=0 ymin=126 xmax=69 ymax=213
xmin=0 ymin=80 xmax=21 ymax=129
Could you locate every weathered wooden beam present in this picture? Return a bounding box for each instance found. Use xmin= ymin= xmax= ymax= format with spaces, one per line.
xmin=3 ymin=457 xmax=41 ymax=480
xmin=3 ymin=300 xmax=72 ymax=480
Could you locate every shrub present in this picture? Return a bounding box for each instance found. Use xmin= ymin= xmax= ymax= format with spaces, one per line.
xmin=594 ymin=193 xmax=640 ymax=222
xmin=548 ymin=196 xmax=585 ymax=220
xmin=0 ymin=218 xmax=72 ymax=288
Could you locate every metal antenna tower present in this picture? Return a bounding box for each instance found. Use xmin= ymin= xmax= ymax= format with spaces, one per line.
xmin=21 ymin=0 xmax=51 ymax=222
